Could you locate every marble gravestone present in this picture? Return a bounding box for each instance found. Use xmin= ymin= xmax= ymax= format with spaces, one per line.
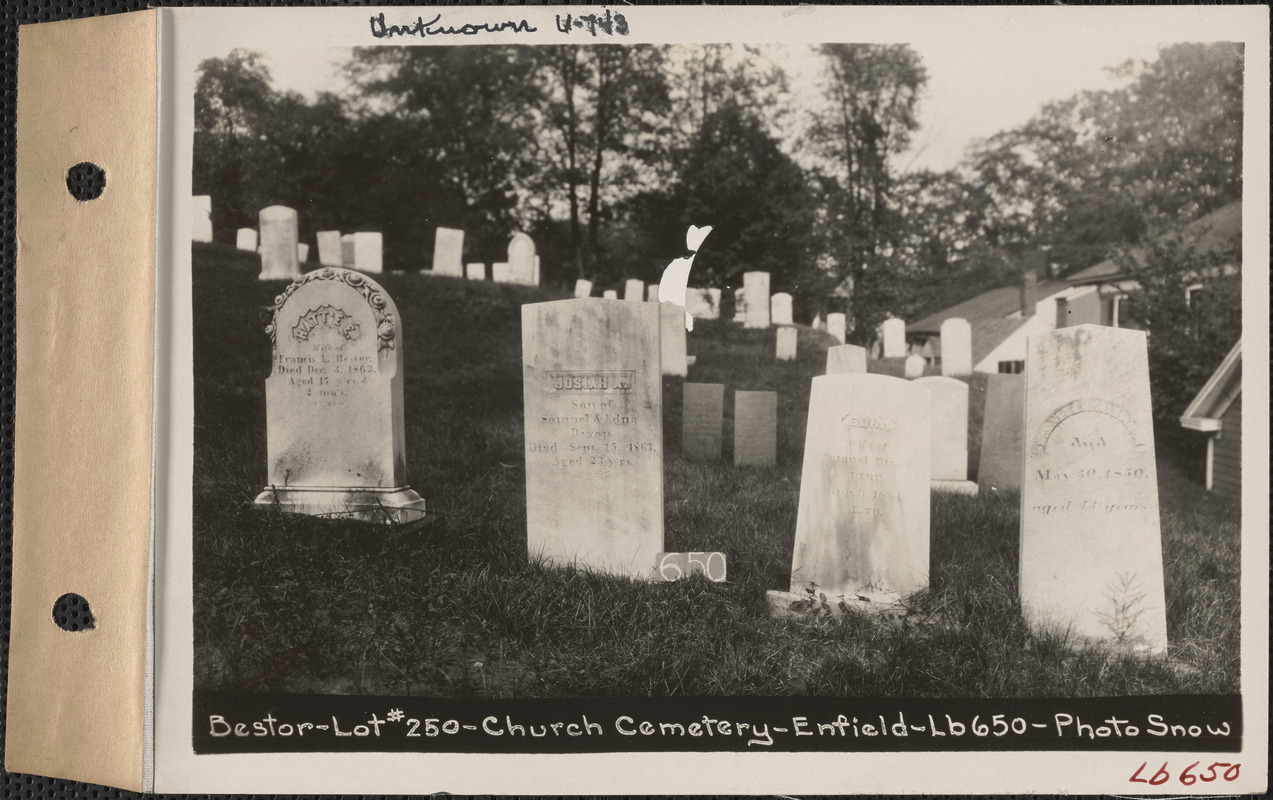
xmin=352 ymin=232 xmax=383 ymax=273
xmin=682 ymin=382 xmax=724 ymax=461
xmin=882 ymin=317 xmax=906 ymax=358
xmin=647 ymin=284 xmax=660 ymax=302
xmin=734 ymin=390 xmax=777 ymax=467
xmin=258 ymin=206 xmax=300 ymax=281
xmin=533 ymin=256 xmax=540 ymax=286
xmin=1020 ymin=325 xmax=1167 ymax=653
xmin=297 ymin=243 xmax=310 ymax=263
xmin=255 ymin=267 xmax=426 ymax=522
xmin=771 ymin=293 xmax=794 ymax=326
xmin=466 ymin=262 xmax=485 ymax=281
xmin=904 ymin=354 xmax=926 ymax=379
xmin=317 ymin=231 xmax=342 ymax=266
xmin=787 ymin=373 xmax=931 ymax=600
xmin=978 ymin=373 xmax=1025 ymax=493
xmin=826 ymin=313 xmax=847 ymax=345
xmin=811 ymin=313 xmax=824 ymax=331
xmin=776 ymin=326 xmax=797 ymax=361
xmin=492 ymin=263 xmax=512 ymax=283
xmin=510 ymin=259 xmax=535 ymax=286
xmin=732 ymin=288 xmax=747 ymax=323
xmin=659 ymin=302 xmax=688 ymax=377
xmin=940 ymin=317 xmax=972 ymax=376
xmin=340 ymin=234 xmax=355 ymax=267
xmin=521 ymin=299 xmax=663 ymax=578
xmin=915 ymin=376 xmax=975 ymax=493
xmin=236 ymin=227 xmax=258 ymax=252
xmin=743 ymin=271 xmax=771 ymax=329
xmin=826 ymin=344 xmax=867 ymax=375
xmin=508 ymin=232 xmax=536 ymax=285
xmin=624 ymin=279 xmax=644 ymax=302
xmin=192 ymin=195 xmax=213 ymax=243
xmin=432 ymin=227 xmax=465 ymax=277
xmin=685 ymin=288 xmax=721 ymax=320
xmin=602 ymin=289 xmax=618 ymax=300
xmin=574 ymin=279 xmax=593 ymax=298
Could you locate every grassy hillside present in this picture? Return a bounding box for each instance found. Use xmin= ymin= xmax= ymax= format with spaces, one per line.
xmin=191 ymin=243 xmax=1240 ymax=698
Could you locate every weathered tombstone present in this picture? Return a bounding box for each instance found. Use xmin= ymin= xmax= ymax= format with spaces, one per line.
xmin=811 ymin=313 xmax=824 ymax=331
xmin=659 ymin=303 xmax=688 ymax=377
xmin=254 ymin=267 xmax=426 ymax=522
xmin=882 ymin=317 xmax=906 ymax=358
xmin=521 ymin=299 xmax=663 ymax=577
xmin=340 ymin=234 xmax=355 ymax=267
xmin=647 ymin=284 xmax=660 ymax=302
xmin=978 ymin=373 xmax=1025 ymax=493
xmin=508 ymin=232 xmax=536 ymax=285
xmin=786 ymin=373 xmax=930 ymax=600
xmin=432 ymin=227 xmax=465 ymax=277
xmin=914 ymin=376 xmax=975 ymax=493
xmin=624 ymin=279 xmax=644 ymax=302
xmin=532 ymin=255 xmax=540 ymax=286
xmin=236 ymin=227 xmax=258 ymax=252
xmin=940 ymin=317 xmax=973 ymax=376
xmin=685 ymin=288 xmax=721 ymax=320
xmin=771 ymin=292 xmax=794 ymax=326
xmin=904 ymin=354 xmax=926 ymax=379
xmin=192 ymin=195 xmax=213 ymax=243
xmin=258 ymin=206 xmax=300 ymax=281
xmin=465 ymin=262 xmax=485 ymax=281
xmin=1020 ymin=325 xmax=1167 ymax=653
xmin=734 ymin=390 xmax=777 ymax=467
xmin=602 ymin=289 xmax=618 ymax=300
xmin=682 ymin=383 xmax=724 ymax=461
xmin=776 ymin=326 xmax=798 ymax=361
xmin=744 ymin=271 xmax=771 ymax=329
xmin=826 ymin=312 xmax=847 ymax=345
xmin=826 ymin=344 xmax=867 ymax=375
xmin=733 ymin=287 xmax=747 ymax=323
xmin=491 ymin=263 xmax=512 ymax=283
xmin=352 ymin=232 xmax=383 ymax=273
xmin=574 ymin=279 xmax=593 ymax=298
xmin=297 ymin=243 xmax=310 ymax=263
xmin=317 ymin=231 xmax=342 ymax=266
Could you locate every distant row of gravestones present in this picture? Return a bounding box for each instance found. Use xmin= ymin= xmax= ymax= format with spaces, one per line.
xmin=250 ymin=261 xmax=1166 ymax=656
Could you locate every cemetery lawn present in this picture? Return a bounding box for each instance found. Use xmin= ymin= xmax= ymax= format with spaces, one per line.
xmin=192 ymin=243 xmax=1241 ymax=699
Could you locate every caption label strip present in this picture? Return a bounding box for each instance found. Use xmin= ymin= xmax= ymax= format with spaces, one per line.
xmin=194 ymin=692 xmax=1240 ymax=754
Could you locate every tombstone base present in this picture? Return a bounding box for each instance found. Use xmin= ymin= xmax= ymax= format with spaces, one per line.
xmin=258 ymin=269 xmax=300 ymax=282
xmin=254 ymin=485 xmax=427 ymax=524
xmin=932 ymin=479 xmax=978 ymax=495
xmin=766 ymin=589 xmax=928 ymax=626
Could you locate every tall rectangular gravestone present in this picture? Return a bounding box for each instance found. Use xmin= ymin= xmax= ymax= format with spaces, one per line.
xmin=574 ymin=279 xmax=593 ymax=298
xmin=978 ymin=373 xmax=1025 ymax=493
xmin=317 ymin=231 xmax=342 ymax=266
xmin=1020 ymin=326 xmax=1167 ymax=652
xmin=789 ymin=374 xmax=930 ymax=598
xmin=659 ymin=302 xmax=688 ymax=377
xmin=734 ymin=390 xmax=777 ymax=466
xmin=624 ymin=279 xmax=644 ymax=302
xmin=352 ymin=232 xmax=383 ymax=273
xmin=192 ymin=195 xmax=213 ymax=243
xmin=647 ymin=284 xmax=660 ymax=302
xmin=771 ymin=293 xmax=793 ymax=326
xmin=882 ymin=317 xmax=906 ymax=358
xmin=255 ymin=268 xmax=426 ymax=521
xmin=826 ymin=312 xmax=847 ymax=345
xmin=940 ymin=317 xmax=973 ymax=376
xmin=776 ymin=326 xmax=797 ymax=361
xmin=915 ymin=376 xmax=975 ymax=493
xmin=522 ymin=299 xmax=663 ymax=578
xmin=826 ymin=344 xmax=866 ymax=375
xmin=297 ymin=243 xmax=310 ymax=263
xmin=508 ymin=233 xmax=536 ymax=285
xmin=432 ymin=227 xmax=465 ymax=277
xmin=682 ymin=383 xmax=724 ymax=461
xmin=744 ymin=271 xmax=771 ymax=329
xmin=258 ymin=206 xmax=300 ymax=281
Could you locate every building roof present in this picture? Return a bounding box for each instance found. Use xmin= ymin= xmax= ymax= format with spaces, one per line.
xmin=907 ymin=280 xmax=1068 ymax=335
xmin=971 ymin=317 xmax=1031 ymax=367
xmin=1180 ymin=340 xmax=1241 ymax=431
xmin=1069 ymin=200 xmax=1242 ymax=286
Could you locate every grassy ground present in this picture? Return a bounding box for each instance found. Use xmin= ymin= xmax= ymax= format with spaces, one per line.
xmin=192 ymin=243 xmax=1241 ymax=698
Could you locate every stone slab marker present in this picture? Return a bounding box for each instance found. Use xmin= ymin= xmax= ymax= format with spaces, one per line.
xmin=297 ymin=243 xmax=309 ymax=263
xmin=659 ymin=303 xmax=688 ymax=377
xmin=882 ymin=317 xmax=906 ymax=358
xmin=733 ymin=288 xmax=747 ymax=322
xmin=521 ymin=299 xmax=663 ymax=577
xmin=914 ymin=376 xmax=972 ymax=491
xmin=432 ymin=227 xmax=465 ymax=277
xmin=258 ymin=206 xmax=300 ymax=281
xmin=255 ymin=267 xmax=426 ymax=522
xmin=533 ymin=256 xmax=540 ymax=286
xmin=682 ymin=382 xmax=724 ymax=461
xmin=646 ymin=284 xmax=659 ymax=302
xmin=492 ymin=263 xmax=512 ymax=283
xmin=685 ymin=288 xmax=721 ymax=320
xmin=508 ymin=232 xmax=536 ymax=284
xmin=340 ymin=234 xmax=355 ymax=266
xmin=978 ymin=373 xmax=1025 ymax=493
xmin=574 ymin=279 xmax=593 ymax=298
xmin=743 ymin=271 xmax=771 ymax=329
xmin=826 ymin=344 xmax=867 ymax=375
xmin=192 ymin=195 xmax=213 ymax=243
xmin=940 ymin=317 xmax=973 ymax=376
xmin=1020 ymin=325 xmax=1167 ymax=653
xmin=789 ymin=373 xmax=930 ymax=598
xmin=624 ymin=279 xmax=644 ymax=302
xmin=236 ymin=227 xmax=258 ymax=252
xmin=352 ymin=232 xmax=383 ymax=273
xmin=904 ymin=354 xmax=926 ymax=379
xmin=734 ymin=390 xmax=777 ymax=466
xmin=776 ymin=326 xmax=797 ymax=361
xmin=317 ymin=231 xmax=342 ymax=266
xmin=771 ymin=292 xmax=793 ymax=326
xmin=826 ymin=312 xmax=847 ymax=345
xmin=603 ymin=289 xmax=617 ymax=300
xmin=510 ymin=259 xmax=535 ymax=286
xmin=465 ymin=262 xmax=485 ymax=281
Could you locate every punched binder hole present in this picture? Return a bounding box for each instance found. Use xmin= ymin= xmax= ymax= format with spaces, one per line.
xmin=52 ymin=593 xmax=95 ymax=632
xmin=65 ymin=162 xmax=106 ymax=201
